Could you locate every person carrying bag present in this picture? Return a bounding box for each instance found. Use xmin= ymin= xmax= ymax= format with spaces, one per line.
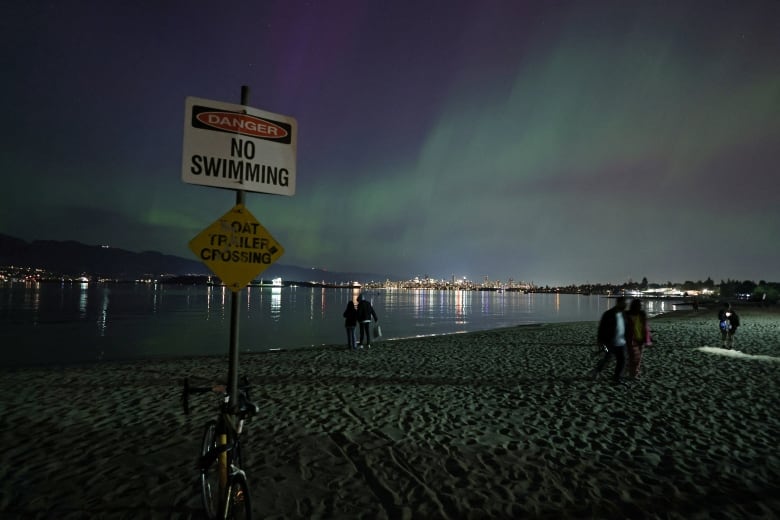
xmin=356 ymin=293 xmax=379 ymax=348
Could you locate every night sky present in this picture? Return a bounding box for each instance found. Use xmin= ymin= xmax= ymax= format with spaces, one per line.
xmin=2 ymin=1 xmax=778 ymax=285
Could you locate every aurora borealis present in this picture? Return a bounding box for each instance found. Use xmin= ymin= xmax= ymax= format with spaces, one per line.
xmin=2 ymin=0 xmax=778 ymax=284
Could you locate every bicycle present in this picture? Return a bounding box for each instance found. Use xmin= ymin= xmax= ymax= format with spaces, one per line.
xmin=182 ymin=376 xmax=259 ymax=519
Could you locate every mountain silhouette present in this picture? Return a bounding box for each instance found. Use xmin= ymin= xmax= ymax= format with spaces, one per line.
xmin=0 ymin=234 xmax=389 ymax=284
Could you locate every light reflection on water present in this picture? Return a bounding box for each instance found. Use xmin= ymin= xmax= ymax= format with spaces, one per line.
xmin=1 ymin=283 xmax=676 ymax=366
xmin=98 ymin=288 xmax=109 ymax=337
xmin=271 ymin=287 xmax=282 ymax=321
xmin=78 ymin=282 xmax=88 ymax=318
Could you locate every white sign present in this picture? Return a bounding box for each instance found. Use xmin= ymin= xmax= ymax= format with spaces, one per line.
xmin=181 ymin=96 xmax=297 ymax=196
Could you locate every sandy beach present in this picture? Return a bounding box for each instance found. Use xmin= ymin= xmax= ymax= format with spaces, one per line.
xmin=1 ymin=305 xmax=778 ymax=519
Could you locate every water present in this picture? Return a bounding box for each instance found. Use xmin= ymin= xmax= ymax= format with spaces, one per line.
xmin=0 ymin=283 xmax=679 ymax=367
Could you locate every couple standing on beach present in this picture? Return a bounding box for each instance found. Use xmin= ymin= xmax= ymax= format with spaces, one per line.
xmin=343 ymin=293 xmax=379 ymax=349
xmin=593 ymin=296 xmax=651 ymax=385
xmin=718 ymin=302 xmax=740 ymax=349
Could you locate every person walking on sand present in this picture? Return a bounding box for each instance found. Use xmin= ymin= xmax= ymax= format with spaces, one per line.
xmin=625 ymin=299 xmax=651 ymax=380
xmin=718 ymin=302 xmax=740 ymax=349
xmin=356 ymin=293 xmax=378 ymax=349
xmin=592 ymin=296 xmax=628 ymax=385
xmin=343 ymin=300 xmax=358 ymax=350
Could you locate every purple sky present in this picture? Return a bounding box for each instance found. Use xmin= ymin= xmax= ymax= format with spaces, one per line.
xmin=2 ymin=0 xmax=779 ymax=285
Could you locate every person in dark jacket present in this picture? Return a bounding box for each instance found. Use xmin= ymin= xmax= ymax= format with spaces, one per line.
xmin=343 ymin=300 xmax=358 ymax=350
xmin=356 ymin=293 xmax=378 ymax=348
xmin=593 ymin=296 xmax=628 ymax=385
xmin=718 ymin=302 xmax=740 ymax=349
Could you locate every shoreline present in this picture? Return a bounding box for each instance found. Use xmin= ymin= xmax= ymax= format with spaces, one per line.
xmin=1 ymin=308 xmax=778 ymax=518
xmin=7 ymin=303 xmax=775 ymax=371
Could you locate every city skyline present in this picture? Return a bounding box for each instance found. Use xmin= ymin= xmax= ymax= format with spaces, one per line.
xmin=1 ymin=233 xmax=774 ymax=291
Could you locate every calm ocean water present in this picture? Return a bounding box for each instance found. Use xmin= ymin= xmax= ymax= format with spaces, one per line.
xmin=0 ymin=283 xmax=678 ymax=367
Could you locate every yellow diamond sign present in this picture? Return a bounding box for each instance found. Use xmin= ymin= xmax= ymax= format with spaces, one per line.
xmin=189 ymin=204 xmax=284 ymax=291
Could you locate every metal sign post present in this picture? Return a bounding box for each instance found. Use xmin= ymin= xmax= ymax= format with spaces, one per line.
xmin=227 ymin=86 xmax=249 ymax=411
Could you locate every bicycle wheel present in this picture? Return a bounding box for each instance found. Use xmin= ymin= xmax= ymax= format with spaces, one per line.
xmin=200 ymin=420 xmax=219 ymax=519
xmin=224 ymin=471 xmax=252 ymax=520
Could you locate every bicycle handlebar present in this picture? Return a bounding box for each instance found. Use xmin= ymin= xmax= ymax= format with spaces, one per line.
xmin=180 ymin=376 xmax=259 ymax=417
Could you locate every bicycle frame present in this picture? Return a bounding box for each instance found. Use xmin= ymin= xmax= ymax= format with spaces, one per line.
xmin=183 ymin=377 xmax=257 ymax=519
